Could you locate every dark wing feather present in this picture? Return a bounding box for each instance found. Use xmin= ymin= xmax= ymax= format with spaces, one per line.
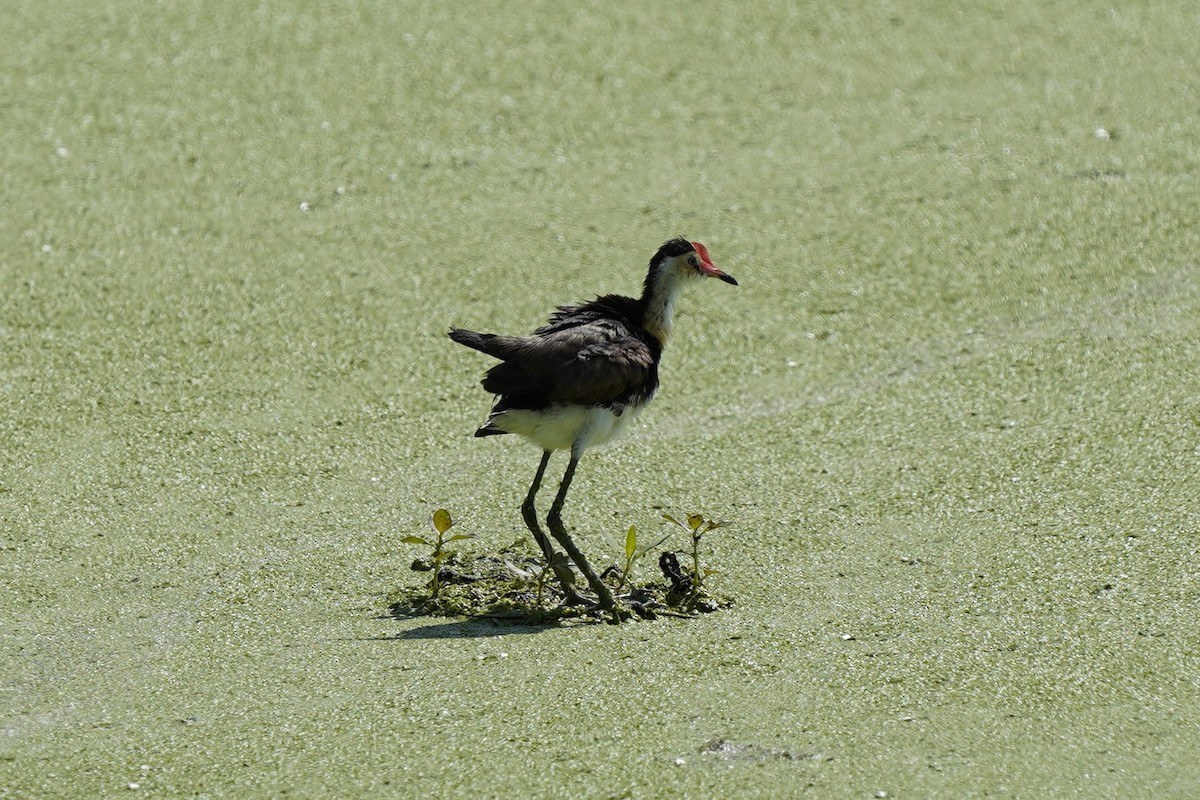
xmin=454 ymin=294 xmax=658 ymax=409
xmin=547 ymin=319 xmax=656 ymax=405
xmin=536 ymin=294 xmax=641 ymax=335
xmin=481 ymin=318 xmax=655 ymax=407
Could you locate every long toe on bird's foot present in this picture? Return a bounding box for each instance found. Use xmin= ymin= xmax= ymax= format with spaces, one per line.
xmin=565 ymin=594 xmax=631 ymax=623
xmin=552 ymin=585 xmax=631 ymax=622
xmin=605 ymin=603 xmax=634 ymax=624
xmin=559 ymin=586 xmax=593 ymax=607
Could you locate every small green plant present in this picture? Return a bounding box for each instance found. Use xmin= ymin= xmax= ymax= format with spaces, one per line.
xmin=403 ymin=509 xmax=475 ymax=599
xmin=662 ymin=513 xmax=729 ymax=600
xmin=504 ymin=559 xmax=546 ymax=606
xmin=503 ymin=551 xmax=571 ymax=608
xmin=615 ymin=524 xmax=672 ymax=592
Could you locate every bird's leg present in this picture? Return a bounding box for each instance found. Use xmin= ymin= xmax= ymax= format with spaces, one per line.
xmin=521 ymin=451 xmax=579 ymax=598
xmin=546 ymin=455 xmax=616 ymax=611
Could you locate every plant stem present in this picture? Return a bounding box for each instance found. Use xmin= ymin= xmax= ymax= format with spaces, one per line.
xmin=430 ymin=536 xmax=445 ymax=598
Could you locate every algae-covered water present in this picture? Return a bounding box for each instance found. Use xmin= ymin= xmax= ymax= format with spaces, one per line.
xmin=3 ymin=2 xmax=1199 ymax=797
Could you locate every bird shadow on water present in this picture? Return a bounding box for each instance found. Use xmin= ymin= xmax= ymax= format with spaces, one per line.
xmin=366 ymin=612 xmax=557 ymax=640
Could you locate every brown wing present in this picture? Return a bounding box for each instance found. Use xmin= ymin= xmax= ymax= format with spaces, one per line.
xmin=480 ymin=318 xmax=655 ymax=406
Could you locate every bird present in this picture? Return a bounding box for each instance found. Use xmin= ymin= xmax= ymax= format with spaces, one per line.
xmin=449 ymin=237 xmax=738 ymax=611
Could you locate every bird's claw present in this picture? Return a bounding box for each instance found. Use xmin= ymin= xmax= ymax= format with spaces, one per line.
xmin=556 ymin=589 xmax=632 ymax=622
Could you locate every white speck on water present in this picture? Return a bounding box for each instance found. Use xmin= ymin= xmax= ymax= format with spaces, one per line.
xmin=299 ymin=202 xmax=311 ymax=212
xmin=41 ymin=244 xmax=52 ymax=253
xmin=56 ymin=146 xmax=70 ymax=157
xmin=840 ymin=633 xmax=854 ymax=641
xmin=1094 ymin=127 xmax=1111 ymax=140
xmin=674 ymin=757 xmax=687 ymax=766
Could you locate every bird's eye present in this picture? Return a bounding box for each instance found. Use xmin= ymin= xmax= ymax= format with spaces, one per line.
xmin=687 ymin=256 xmax=699 ymax=268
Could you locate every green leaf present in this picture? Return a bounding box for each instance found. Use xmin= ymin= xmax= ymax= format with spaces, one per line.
xmin=548 ymin=553 xmax=576 ymax=585
xmin=445 ymin=533 xmax=476 ymax=543
xmin=430 ymin=508 xmax=453 ymax=535
xmin=687 ymin=513 xmax=705 ymax=531
xmin=637 ymin=532 xmax=674 ymax=557
xmin=401 ymin=535 xmax=430 ymax=546
xmin=624 ymin=525 xmax=638 ymax=560
xmin=702 ymin=567 xmax=721 ymax=576
xmin=662 ymin=513 xmax=684 ymax=529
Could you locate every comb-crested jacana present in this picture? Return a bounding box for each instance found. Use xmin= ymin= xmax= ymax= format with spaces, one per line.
xmin=449 ymin=237 xmax=737 ymax=611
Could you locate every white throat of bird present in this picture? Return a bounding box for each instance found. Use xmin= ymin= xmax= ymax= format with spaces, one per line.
xmin=641 ymin=267 xmax=694 ymax=346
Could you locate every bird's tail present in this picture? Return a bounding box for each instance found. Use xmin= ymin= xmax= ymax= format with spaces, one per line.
xmin=448 ymin=328 xmax=526 ymax=360
xmin=474 ymin=421 xmax=507 ymax=437
xmin=448 ymin=327 xmax=488 ymax=351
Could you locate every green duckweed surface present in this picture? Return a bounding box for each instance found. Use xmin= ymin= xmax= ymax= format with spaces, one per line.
xmin=3 ymin=2 xmax=1198 ymax=797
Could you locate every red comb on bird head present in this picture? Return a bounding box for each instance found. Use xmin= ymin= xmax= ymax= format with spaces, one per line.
xmin=688 ymin=240 xmax=738 ymax=286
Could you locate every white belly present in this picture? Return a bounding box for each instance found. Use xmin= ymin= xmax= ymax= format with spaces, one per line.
xmin=495 ymin=403 xmax=645 ymax=455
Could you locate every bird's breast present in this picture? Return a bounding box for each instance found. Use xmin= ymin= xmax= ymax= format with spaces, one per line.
xmin=491 ymin=396 xmax=652 ymax=455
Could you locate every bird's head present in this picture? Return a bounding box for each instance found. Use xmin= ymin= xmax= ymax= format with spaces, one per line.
xmin=644 ymin=237 xmax=738 ymax=297
xmin=639 ymin=237 xmax=737 ymax=345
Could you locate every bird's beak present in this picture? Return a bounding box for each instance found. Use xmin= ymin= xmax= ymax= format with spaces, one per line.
xmin=699 ymin=261 xmax=738 ymax=286
xmin=689 ymin=242 xmax=738 ymax=285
